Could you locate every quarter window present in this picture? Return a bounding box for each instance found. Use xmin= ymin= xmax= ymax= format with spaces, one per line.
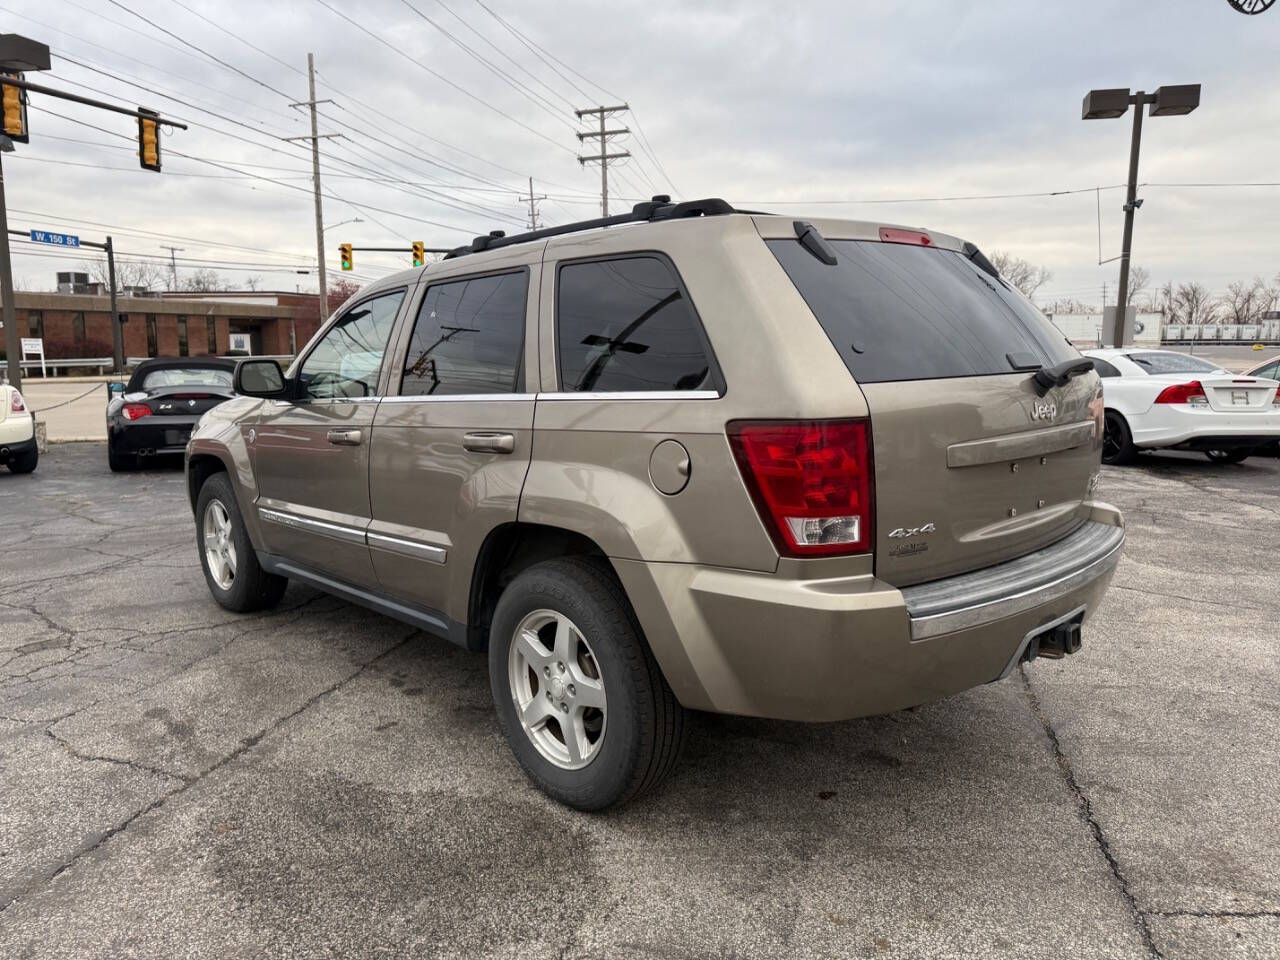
xmin=556 ymin=256 xmax=715 ymax=393
xmin=1090 ymin=358 xmax=1121 ymax=378
xmin=400 ymin=270 xmax=528 ymax=396
xmin=299 ymin=290 xmax=405 ymax=400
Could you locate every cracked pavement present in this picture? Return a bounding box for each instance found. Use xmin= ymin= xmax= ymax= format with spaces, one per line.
xmin=0 ymin=443 xmax=1276 ymax=958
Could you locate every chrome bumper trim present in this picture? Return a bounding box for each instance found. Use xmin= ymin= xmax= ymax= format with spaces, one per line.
xmin=902 ymin=520 xmax=1124 ymax=641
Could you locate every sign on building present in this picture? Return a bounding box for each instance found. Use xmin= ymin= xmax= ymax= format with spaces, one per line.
xmin=20 ymin=337 xmax=46 ymax=377
xmin=228 ymin=332 xmax=253 ymax=355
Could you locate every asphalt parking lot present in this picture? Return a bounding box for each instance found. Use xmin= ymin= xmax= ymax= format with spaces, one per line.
xmin=1 ymin=443 xmax=1277 ymax=959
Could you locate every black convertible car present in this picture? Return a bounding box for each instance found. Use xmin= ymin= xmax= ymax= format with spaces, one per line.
xmin=106 ymin=357 xmax=237 ymax=471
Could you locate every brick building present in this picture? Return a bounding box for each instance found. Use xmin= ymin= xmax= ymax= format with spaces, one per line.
xmin=3 ymin=290 xmax=325 ymax=361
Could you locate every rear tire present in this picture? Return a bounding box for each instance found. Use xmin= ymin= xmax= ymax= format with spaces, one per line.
xmin=7 ymin=446 xmax=37 ymax=474
xmin=195 ymin=472 xmax=287 ymax=612
xmin=1102 ymin=411 xmax=1138 ymax=466
xmin=108 ymin=447 xmax=137 ymax=472
xmin=1205 ymin=448 xmax=1250 ymax=464
xmin=488 ymin=557 xmax=686 ymax=811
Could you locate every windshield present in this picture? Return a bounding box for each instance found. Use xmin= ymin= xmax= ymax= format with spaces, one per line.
xmin=1125 ymin=352 xmax=1225 ymax=375
xmin=140 ymin=367 xmax=233 ymax=390
xmin=768 ymin=239 xmax=1078 ymax=383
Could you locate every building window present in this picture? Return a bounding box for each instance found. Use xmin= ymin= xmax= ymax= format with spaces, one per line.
xmin=177 ymin=317 xmax=189 ymax=357
xmin=146 ymin=315 xmax=158 ymax=357
xmin=27 ymin=311 xmax=43 ymax=339
xmin=72 ymin=312 xmax=86 ymax=343
xmin=206 ymin=318 xmax=217 ymax=355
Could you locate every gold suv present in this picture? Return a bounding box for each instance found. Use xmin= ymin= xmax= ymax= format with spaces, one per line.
xmin=186 ymin=198 xmax=1123 ymax=810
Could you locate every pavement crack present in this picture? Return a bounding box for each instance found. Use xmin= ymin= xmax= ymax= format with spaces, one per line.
xmin=0 ymin=633 xmax=413 ymax=915
xmin=1144 ymin=909 xmax=1280 ymax=919
xmin=44 ymin=727 xmax=185 ymax=784
xmin=1020 ymin=667 xmax=1163 ymax=959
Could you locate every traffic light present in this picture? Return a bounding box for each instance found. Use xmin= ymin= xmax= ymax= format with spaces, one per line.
xmin=1 ymin=73 xmax=28 ymax=144
xmin=339 ymin=243 xmax=353 ymax=271
xmin=137 ymin=108 xmax=161 ymax=172
xmin=411 ymin=241 xmax=425 ymax=267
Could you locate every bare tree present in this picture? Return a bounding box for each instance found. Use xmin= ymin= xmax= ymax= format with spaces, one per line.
xmin=1173 ymin=282 xmax=1219 ymax=326
xmin=989 ymin=251 xmax=1053 ymax=300
xmin=181 ymin=268 xmax=226 ymax=293
xmin=1042 ymin=297 xmax=1098 ymax=315
xmin=1222 ymin=278 xmax=1270 ymax=325
xmin=244 ymin=275 xmax=262 ymax=292
xmin=79 ymin=256 xmax=165 ymax=292
xmin=1125 ymin=265 xmax=1150 ymax=307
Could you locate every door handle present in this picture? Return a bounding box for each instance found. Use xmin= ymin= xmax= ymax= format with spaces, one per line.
xmin=462 ymin=431 xmax=515 ymax=454
xmin=326 ymin=428 xmax=363 ymax=446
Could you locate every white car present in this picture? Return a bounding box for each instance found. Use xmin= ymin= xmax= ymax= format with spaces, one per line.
xmin=1083 ymin=348 xmax=1280 ymax=465
xmin=0 ymin=383 xmax=38 ymax=474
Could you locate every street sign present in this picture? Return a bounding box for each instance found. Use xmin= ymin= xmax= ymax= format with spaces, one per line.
xmin=29 ymin=229 xmax=79 ymax=247
xmin=20 ymin=336 xmax=44 ymax=377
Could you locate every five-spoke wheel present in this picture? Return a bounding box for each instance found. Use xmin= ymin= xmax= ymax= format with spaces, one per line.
xmin=203 ymin=499 xmax=238 ymax=590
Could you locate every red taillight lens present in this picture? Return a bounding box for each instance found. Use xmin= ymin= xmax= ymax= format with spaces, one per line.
xmin=10 ymin=390 xmax=25 ymax=413
xmin=122 ymin=403 xmax=152 ymax=421
xmin=878 ymin=227 xmax=933 ymax=246
xmin=728 ymin=419 xmax=875 ymax=557
xmin=1154 ymin=381 xmax=1207 ymax=405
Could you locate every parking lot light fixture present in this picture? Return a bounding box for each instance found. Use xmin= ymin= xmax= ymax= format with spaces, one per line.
xmin=1083 ymin=83 xmax=1201 ymax=347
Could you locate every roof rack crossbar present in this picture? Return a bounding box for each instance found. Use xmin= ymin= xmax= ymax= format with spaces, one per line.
xmin=443 ymin=196 xmax=737 ymax=259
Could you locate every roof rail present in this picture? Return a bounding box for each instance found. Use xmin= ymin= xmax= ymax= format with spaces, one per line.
xmin=443 ymin=195 xmax=738 ymax=259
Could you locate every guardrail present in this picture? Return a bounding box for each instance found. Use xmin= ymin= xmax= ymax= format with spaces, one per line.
xmin=9 ymin=355 xmax=296 ymax=378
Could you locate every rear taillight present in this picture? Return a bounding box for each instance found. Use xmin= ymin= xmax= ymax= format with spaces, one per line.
xmin=728 ymin=419 xmax=874 ymax=557
xmin=122 ymin=403 xmax=152 ymax=420
xmin=878 ymin=227 xmax=933 ymax=246
xmin=1154 ymin=381 xmax=1208 ymax=405
xmin=10 ymin=390 xmax=25 ymax=413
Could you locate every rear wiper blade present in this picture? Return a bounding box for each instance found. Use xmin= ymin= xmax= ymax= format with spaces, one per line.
xmin=793 ymin=220 xmax=838 ymax=265
xmin=1031 ymin=357 xmax=1095 ymax=396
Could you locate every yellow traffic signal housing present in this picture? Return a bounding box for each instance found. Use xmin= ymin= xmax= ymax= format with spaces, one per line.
xmin=137 ymin=109 xmax=161 ymax=172
xmin=411 ymin=241 xmax=425 ymax=267
xmin=1 ymin=73 xmax=29 ymax=143
xmin=339 ymin=243 xmax=353 ymax=271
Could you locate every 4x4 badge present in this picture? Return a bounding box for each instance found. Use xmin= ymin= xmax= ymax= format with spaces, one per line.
xmin=889 ymin=523 xmax=936 ymax=539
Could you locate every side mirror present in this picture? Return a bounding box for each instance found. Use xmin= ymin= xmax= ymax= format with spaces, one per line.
xmin=234 ymin=358 xmax=288 ymax=398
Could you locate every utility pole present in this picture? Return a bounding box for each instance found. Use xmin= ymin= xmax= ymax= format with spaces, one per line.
xmin=288 ymin=54 xmax=340 ymax=354
xmin=518 ymin=176 xmax=546 ymax=230
xmin=0 ymin=150 xmax=19 ymax=388
xmin=575 ymin=104 xmax=630 ymax=217
xmin=105 ymin=235 xmax=121 ymax=373
xmin=160 ymin=244 xmax=182 ymax=291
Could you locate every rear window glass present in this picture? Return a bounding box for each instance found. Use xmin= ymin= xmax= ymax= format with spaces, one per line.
xmin=767 ymin=239 xmax=1078 ymax=383
xmin=140 ymin=367 xmax=232 ymax=390
xmin=556 ymin=255 xmax=716 ymax=393
xmin=1125 ymin=352 xmax=1224 ymax=375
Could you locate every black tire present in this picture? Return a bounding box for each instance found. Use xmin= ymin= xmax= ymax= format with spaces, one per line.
xmin=1205 ymin=448 xmax=1250 ymax=464
xmin=488 ymin=557 xmax=686 ymax=811
xmin=1101 ymin=411 xmax=1138 ymax=466
xmin=195 ymin=472 xmax=287 ymax=612
xmin=7 ymin=445 xmax=37 ymax=474
xmin=107 ymin=446 xmax=136 ymax=472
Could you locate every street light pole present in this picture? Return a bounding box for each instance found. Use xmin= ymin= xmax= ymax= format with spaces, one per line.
xmin=1082 ymin=84 xmax=1200 ymax=348
xmin=1114 ymin=93 xmax=1145 ymax=343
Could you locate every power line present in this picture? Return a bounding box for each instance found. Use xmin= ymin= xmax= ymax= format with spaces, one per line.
xmin=471 ymin=0 xmax=612 ymax=102
xmin=162 ymin=0 xmax=307 ymax=78
xmin=310 ymin=0 xmax=576 ymax=156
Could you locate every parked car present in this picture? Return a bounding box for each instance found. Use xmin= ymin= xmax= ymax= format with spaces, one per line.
xmin=187 ymin=199 xmax=1124 ymax=810
xmin=0 ymin=383 xmax=38 ymax=474
xmin=1083 ymin=348 xmax=1280 ymax=465
xmin=107 ymin=358 xmax=237 ymax=471
xmin=1242 ymin=353 xmax=1280 ymax=455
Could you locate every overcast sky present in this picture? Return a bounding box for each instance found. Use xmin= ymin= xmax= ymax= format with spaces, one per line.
xmin=3 ymin=0 xmax=1277 ymax=306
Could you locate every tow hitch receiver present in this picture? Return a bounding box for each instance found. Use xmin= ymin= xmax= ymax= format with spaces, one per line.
xmin=1022 ymin=617 xmax=1084 ymax=663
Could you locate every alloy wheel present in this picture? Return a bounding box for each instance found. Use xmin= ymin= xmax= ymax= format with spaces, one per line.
xmin=203 ymin=499 xmax=238 ymax=590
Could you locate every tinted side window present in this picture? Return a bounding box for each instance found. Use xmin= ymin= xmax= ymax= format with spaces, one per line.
xmin=768 ymin=239 xmax=1078 ymax=384
xmin=556 ymin=256 xmax=714 ymax=393
xmin=299 ymin=290 xmax=404 ymax=399
xmin=1091 ymin=358 xmax=1121 ymax=378
xmin=400 ymin=271 xmax=528 ymax=396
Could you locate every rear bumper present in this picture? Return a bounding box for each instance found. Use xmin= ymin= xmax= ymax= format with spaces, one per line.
xmin=1130 ymin=405 xmax=1280 ymax=448
xmin=615 ymin=501 xmax=1123 ymax=722
xmin=0 ymin=414 xmax=35 ymax=446
xmin=0 ymin=433 xmax=37 ymax=463
xmin=109 ymin=416 xmax=200 ymax=455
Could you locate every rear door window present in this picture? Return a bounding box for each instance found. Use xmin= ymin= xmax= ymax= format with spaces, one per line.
xmin=556 ymin=255 xmax=717 ymax=393
xmin=400 ymin=270 xmax=528 ymax=396
xmin=767 ymin=239 xmax=1078 ymax=384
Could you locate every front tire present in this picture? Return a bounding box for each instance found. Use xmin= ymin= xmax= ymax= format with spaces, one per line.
xmin=1102 ymin=411 xmax=1138 ymax=465
xmin=7 ymin=445 xmax=37 ymax=474
xmin=489 ymin=557 xmax=686 ymax=811
xmin=1205 ymin=448 xmax=1250 ymax=464
xmin=195 ymin=472 xmax=287 ymax=612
